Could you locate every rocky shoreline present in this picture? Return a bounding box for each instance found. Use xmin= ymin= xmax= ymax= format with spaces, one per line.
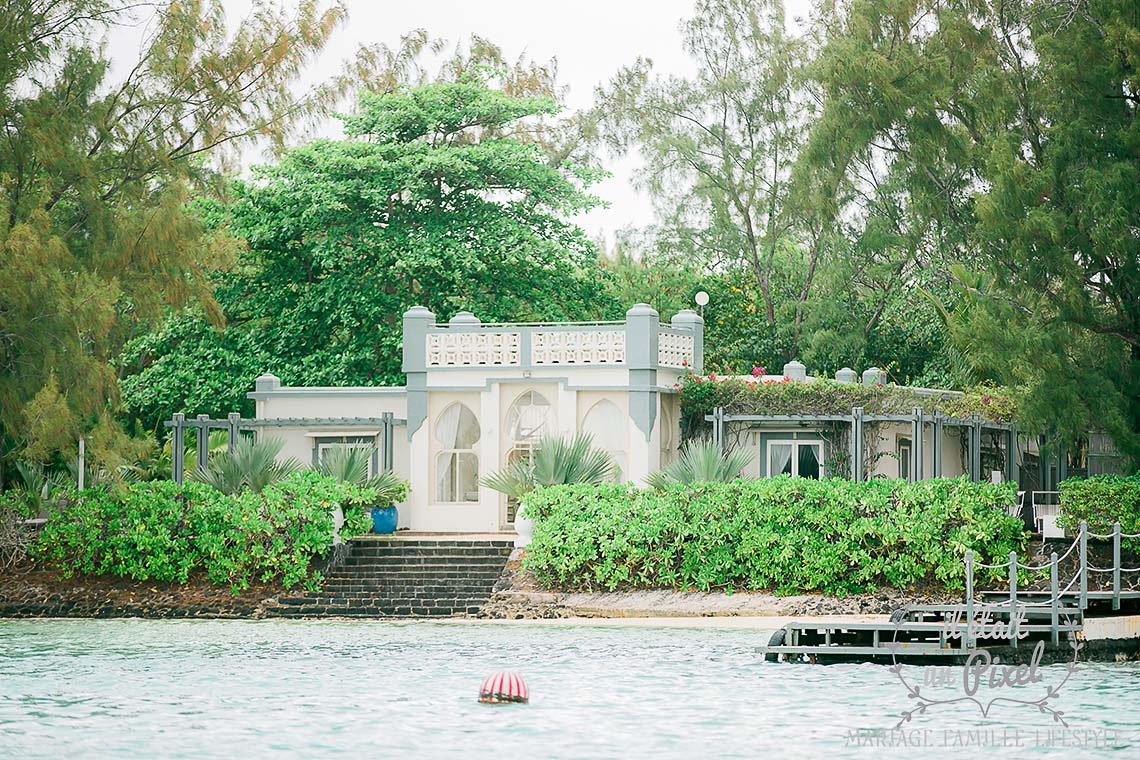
xmin=8 ymin=546 xmax=1126 ymax=622
xmin=472 ymin=549 xmax=959 ymax=620
xmin=0 ymin=565 xmax=282 ymax=619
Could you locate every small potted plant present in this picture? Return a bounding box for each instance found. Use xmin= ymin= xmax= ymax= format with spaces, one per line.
xmin=482 ymin=433 xmax=615 ymax=548
xmin=316 ymin=447 xmax=409 ymax=535
xmin=366 ymin=472 xmax=410 ymax=534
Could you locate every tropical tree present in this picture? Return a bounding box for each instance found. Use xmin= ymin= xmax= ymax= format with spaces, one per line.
xmin=600 ymin=0 xmax=812 ymax=329
xmin=0 ymin=0 xmax=363 ymax=482
xmin=120 ymin=78 xmax=619 ymax=432
xmin=646 ymin=439 xmax=753 ymax=488
xmin=597 ymin=0 xmax=953 ymax=382
xmin=807 ymin=0 xmax=1140 ymax=458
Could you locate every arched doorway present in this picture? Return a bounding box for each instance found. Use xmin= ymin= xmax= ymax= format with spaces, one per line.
xmin=503 ymin=390 xmax=554 ymax=525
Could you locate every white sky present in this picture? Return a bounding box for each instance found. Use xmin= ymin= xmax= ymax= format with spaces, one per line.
xmin=110 ymin=0 xmax=816 ymax=244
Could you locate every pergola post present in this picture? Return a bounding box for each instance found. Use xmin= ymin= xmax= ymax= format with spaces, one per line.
xmin=932 ymin=413 xmax=943 ymax=478
xmin=382 ymin=411 xmax=395 ymax=473
xmin=969 ymin=417 xmax=982 ymax=482
xmin=227 ymin=412 xmax=240 ymax=455
xmin=195 ymin=413 xmax=210 ymax=473
xmin=912 ymin=407 xmax=924 ymax=482
xmin=1006 ymin=425 xmax=1018 ymax=484
xmin=171 ymin=413 xmax=185 ymax=484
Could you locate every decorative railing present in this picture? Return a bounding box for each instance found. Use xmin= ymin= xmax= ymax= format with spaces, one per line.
xmin=657 ymin=328 xmax=695 ymax=369
xmin=427 ymin=331 xmax=521 ymax=367
xmin=417 ymin=311 xmax=701 ymax=371
xmin=532 ymin=329 xmax=626 ymax=365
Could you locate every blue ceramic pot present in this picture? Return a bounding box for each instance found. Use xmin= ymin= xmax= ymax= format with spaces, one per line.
xmin=371 ymin=505 xmax=398 ymax=534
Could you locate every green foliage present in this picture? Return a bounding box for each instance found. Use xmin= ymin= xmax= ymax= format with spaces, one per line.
xmin=34 ymin=472 xmax=378 ymax=591
xmin=597 ymin=0 xmax=955 ymax=384
xmin=677 ymin=374 xmax=1019 ymax=439
xmin=0 ymin=0 xmax=358 ymax=470
xmin=120 ymin=78 xmax=619 ymax=432
xmin=646 ymin=439 xmax=753 ymax=489
xmin=807 ymin=0 xmax=1140 ymax=459
xmin=481 ymin=433 xmax=616 ymax=501
xmin=1058 ymin=475 xmax=1140 ymax=538
xmin=524 ymin=478 xmax=1025 ymax=595
xmin=190 ymin=436 xmax=301 ymax=496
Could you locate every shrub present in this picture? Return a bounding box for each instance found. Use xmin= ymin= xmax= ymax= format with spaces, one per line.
xmin=1058 ymin=474 xmax=1140 ymax=550
xmin=523 ymin=477 xmax=1025 ymax=596
xmin=0 ymin=490 xmax=42 ymax=569
xmin=34 ymin=471 xmax=379 ymax=591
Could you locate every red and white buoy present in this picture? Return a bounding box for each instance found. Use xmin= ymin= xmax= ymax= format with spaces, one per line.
xmin=478 ymin=671 xmax=529 ymax=704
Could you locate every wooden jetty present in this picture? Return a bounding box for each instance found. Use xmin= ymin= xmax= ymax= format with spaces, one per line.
xmin=762 ymin=521 xmax=1140 ymax=664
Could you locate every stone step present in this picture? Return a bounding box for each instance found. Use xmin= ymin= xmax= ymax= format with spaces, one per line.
xmin=279 ymin=595 xmax=488 ymax=607
xmin=269 ymin=605 xmax=482 ymax=618
xmin=349 ymin=539 xmax=514 ymax=548
xmin=316 ymin=587 xmax=494 ymax=597
xmin=344 ymin=555 xmax=509 ymax=566
xmin=330 ymin=567 xmax=508 ymax=578
xmin=287 ymin=588 xmax=494 ymax=600
xmin=349 ymin=547 xmax=512 ymax=558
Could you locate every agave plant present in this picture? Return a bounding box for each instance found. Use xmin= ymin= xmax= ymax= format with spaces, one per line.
xmin=646 ymin=439 xmax=753 ymax=489
xmin=191 ymin=436 xmax=301 ymax=495
xmin=481 ymin=433 xmax=616 ymax=500
xmin=13 ymin=461 xmax=71 ymax=514
xmin=314 ymin=445 xmax=408 ymax=505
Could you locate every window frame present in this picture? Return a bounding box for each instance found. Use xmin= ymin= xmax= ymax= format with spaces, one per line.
xmin=310 ymin=435 xmax=379 ymax=477
xmin=897 ymin=436 xmax=913 ymax=481
xmin=765 ymin=438 xmax=825 ymax=479
xmin=434 ymin=402 xmax=481 ymax=504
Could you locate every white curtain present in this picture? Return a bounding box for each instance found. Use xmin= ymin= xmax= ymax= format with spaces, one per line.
xmin=435 ymin=404 xmax=463 ymax=501
xmin=769 ymin=443 xmax=793 ymax=476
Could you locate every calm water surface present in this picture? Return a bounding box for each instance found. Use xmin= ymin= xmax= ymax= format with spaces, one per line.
xmin=1 ymin=619 xmax=1137 ymax=759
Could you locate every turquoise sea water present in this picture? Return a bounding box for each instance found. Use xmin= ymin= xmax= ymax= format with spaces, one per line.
xmin=0 ymin=619 xmax=1137 ymax=759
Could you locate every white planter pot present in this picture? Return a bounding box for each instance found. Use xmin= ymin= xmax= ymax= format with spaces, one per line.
xmin=332 ymin=504 xmax=345 ymax=545
xmin=514 ymin=504 xmax=535 ymax=548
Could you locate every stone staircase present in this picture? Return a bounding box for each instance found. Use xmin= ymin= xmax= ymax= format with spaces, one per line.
xmin=266 ymin=537 xmax=513 ymax=618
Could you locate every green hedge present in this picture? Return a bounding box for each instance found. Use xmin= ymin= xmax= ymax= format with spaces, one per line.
xmin=34 ymin=471 xmax=377 ymax=591
xmin=524 ymin=478 xmax=1025 ymax=596
xmin=1059 ymin=474 xmax=1140 ymax=536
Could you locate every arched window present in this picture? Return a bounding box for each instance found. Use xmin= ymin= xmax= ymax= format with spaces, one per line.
xmin=507 ymin=390 xmax=552 ymax=446
xmin=582 ymin=399 xmax=626 ymax=482
xmin=435 ymin=403 xmax=480 ymax=503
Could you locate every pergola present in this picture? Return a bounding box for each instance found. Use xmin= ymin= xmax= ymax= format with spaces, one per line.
xmin=706 ymin=405 xmax=1018 ymax=483
xmin=163 ymin=412 xmax=405 ymax=483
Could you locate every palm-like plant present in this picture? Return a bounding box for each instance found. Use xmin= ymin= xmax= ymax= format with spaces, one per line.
xmin=314 ymin=445 xmax=407 ymax=505
xmin=13 ymin=461 xmax=70 ymax=514
xmin=191 ymin=436 xmax=301 ymax=495
xmin=481 ymin=433 xmax=616 ymax=500
xmin=646 ymin=439 xmax=753 ymax=489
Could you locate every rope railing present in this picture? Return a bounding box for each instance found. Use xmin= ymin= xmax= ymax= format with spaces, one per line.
xmin=964 ymin=518 xmax=1138 ymax=644
xmin=1088 ymin=529 xmax=1140 ymax=540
